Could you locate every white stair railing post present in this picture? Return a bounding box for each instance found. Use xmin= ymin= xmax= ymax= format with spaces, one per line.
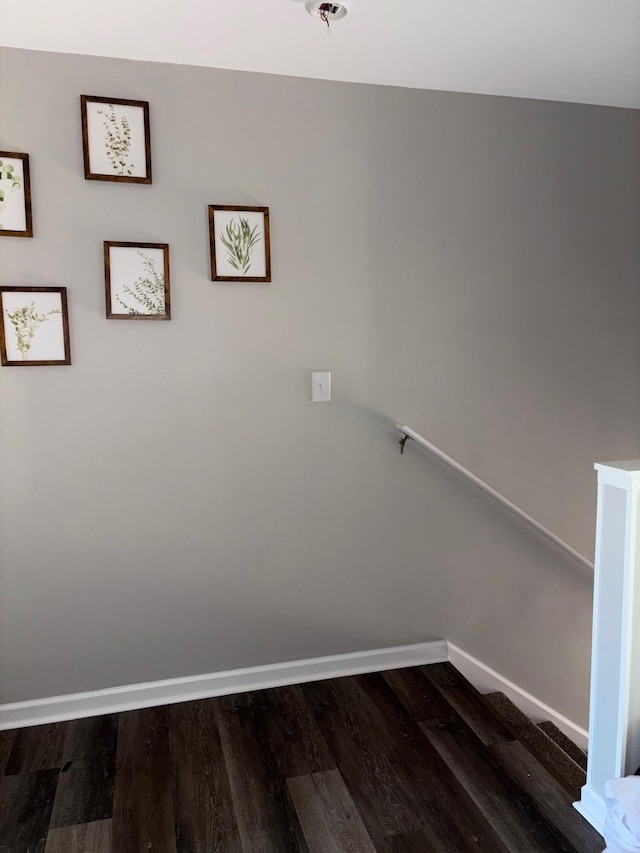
xmin=575 ymin=461 xmax=640 ymax=833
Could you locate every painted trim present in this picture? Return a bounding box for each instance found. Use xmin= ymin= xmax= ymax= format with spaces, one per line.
xmin=574 ymin=785 xmax=605 ymax=835
xmin=0 ymin=639 xmax=448 ymax=730
xmin=448 ymin=642 xmax=589 ymax=751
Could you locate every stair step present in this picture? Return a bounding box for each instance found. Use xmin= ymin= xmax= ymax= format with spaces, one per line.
xmin=538 ymin=720 xmax=588 ymax=771
xmin=483 ymin=691 xmax=586 ymax=801
xmin=416 ymin=664 xmax=601 ymax=850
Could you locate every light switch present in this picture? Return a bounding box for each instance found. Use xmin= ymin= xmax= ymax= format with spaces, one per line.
xmin=312 ymin=371 xmax=331 ymax=402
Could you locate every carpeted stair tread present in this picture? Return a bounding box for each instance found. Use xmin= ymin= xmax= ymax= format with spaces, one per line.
xmin=538 ymin=720 xmax=588 ymax=771
xmin=483 ymin=691 xmax=586 ymax=801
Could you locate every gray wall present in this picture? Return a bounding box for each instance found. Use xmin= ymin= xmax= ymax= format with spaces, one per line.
xmin=2 ymin=47 xmax=639 ymax=725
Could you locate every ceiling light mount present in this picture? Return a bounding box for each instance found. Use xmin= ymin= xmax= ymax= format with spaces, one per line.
xmin=306 ymin=1 xmax=352 ymax=30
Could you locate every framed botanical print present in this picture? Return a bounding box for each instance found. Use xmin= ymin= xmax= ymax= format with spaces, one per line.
xmin=0 ymin=152 xmax=33 ymax=237
xmin=0 ymin=287 xmax=71 ymax=365
xmin=104 ymin=241 xmax=170 ymax=319
xmin=208 ymin=205 xmax=271 ymax=282
xmin=81 ymin=95 xmax=152 ymax=183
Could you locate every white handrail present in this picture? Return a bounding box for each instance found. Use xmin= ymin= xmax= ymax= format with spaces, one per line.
xmin=395 ymin=424 xmax=594 ymax=571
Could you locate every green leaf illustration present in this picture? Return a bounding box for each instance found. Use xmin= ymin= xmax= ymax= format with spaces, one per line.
xmin=5 ymin=302 xmax=60 ymax=360
xmin=219 ymin=216 xmax=261 ymax=275
xmin=0 ymin=161 xmax=22 ymax=227
xmin=97 ymin=105 xmax=135 ymax=176
xmin=115 ymin=251 xmax=166 ymax=316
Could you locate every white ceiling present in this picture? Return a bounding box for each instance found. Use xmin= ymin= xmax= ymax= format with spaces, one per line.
xmin=2 ymin=0 xmax=640 ymax=109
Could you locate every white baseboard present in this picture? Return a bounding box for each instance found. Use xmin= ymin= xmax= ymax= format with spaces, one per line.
xmin=0 ymin=639 xmax=448 ymax=730
xmin=0 ymin=638 xmax=590 ymax=755
xmin=447 ymin=642 xmax=589 ymax=752
xmin=574 ymin=785 xmax=605 ymax=836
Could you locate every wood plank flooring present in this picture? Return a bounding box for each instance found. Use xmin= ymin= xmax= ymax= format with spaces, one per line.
xmin=0 ymin=663 xmax=603 ymax=852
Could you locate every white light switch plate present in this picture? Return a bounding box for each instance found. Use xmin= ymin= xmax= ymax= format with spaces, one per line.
xmin=312 ymin=371 xmax=331 ymax=402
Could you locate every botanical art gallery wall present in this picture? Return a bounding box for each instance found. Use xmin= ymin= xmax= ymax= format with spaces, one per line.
xmin=2 ymin=91 xmax=271 ymax=358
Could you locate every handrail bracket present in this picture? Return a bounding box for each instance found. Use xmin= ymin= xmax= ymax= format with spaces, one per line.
xmin=399 ymin=433 xmax=412 ymax=455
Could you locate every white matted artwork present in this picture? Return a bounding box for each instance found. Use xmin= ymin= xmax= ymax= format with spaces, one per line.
xmin=81 ymin=96 xmax=151 ymax=183
xmin=0 ymin=287 xmax=71 ymax=366
xmin=208 ymin=205 xmax=271 ymax=282
xmin=104 ymin=242 xmax=170 ymax=320
xmin=0 ymin=152 xmax=33 ymax=237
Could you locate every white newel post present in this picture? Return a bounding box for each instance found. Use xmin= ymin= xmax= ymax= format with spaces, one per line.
xmin=575 ymin=461 xmax=640 ymax=834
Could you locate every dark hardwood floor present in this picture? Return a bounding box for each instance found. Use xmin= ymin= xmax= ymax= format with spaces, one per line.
xmin=0 ymin=663 xmax=603 ymax=852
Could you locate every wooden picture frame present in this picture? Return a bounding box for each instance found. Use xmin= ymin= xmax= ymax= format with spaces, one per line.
xmin=81 ymin=95 xmax=152 ymax=183
xmin=0 ymin=287 xmax=71 ymax=366
xmin=104 ymin=241 xmax=170 ymax=320
xmin=208 ymin=205 xmax=271 ymax=282
xmin=0 ymin=152 xmax=33 ymax=237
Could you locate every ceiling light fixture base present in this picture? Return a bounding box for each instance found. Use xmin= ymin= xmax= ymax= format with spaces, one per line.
xmin=305 ymin=1 xmax=352 ymax=25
